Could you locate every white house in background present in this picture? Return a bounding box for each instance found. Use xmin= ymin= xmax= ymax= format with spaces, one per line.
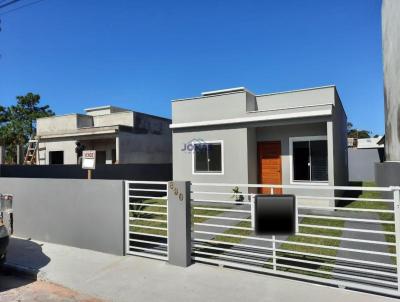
xmin=36 ymin=106 xmax=171 ymax=165
xmin=357 ymin=136 xmax=384 ymax=149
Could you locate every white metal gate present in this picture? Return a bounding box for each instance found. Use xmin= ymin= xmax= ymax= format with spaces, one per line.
xmin=190 ymin=183 xmax=400 ymax=296
xmin=125 ymin=181 xmax=168 ymax=260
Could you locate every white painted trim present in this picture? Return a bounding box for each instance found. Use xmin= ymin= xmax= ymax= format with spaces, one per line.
xmin=255 ymin=85 xmax=336 ymax=97
xmin=201 ymin=87 xmax=246 ymax=96
xmin=289 ymin=136 xmax=329 ymax=185
xmin=247 ymin=103 xmax=333 ymax=114
xmin=170 ymin=109 xmax=332 ymax=129
xmin=192 ymin=140 xmax=224 ymax=175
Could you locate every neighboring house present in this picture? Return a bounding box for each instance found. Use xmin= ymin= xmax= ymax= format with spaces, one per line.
xmin=171 ymin=86 xmax=348 ymax=206
xmin=348 ymin=136 xmax=384 ymax=182
xmin=36 ymin=106 xmax=171 ymax=165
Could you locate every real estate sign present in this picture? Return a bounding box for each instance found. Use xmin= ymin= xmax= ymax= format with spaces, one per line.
xmin=82 ymin=150 xmax=96 ymax=170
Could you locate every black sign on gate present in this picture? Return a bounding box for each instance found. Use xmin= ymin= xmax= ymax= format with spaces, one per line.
xmin=254 ymin=195 xmax=296 ymax=236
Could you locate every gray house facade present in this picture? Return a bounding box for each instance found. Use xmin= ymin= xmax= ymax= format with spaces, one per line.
xmin=171 ymin=86 xmax=348 ymax=206
xmin=36 ymin=106 xmax=171 ymax=165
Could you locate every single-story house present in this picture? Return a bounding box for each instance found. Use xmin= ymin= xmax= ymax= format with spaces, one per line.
xmin=36 ymin=105 xmax=171 ymax=165
xmin=171 ymin=86 xmax=348 ymax=206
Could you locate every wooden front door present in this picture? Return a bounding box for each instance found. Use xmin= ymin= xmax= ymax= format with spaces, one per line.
xmin=258 ymin=141 xmax=282 ymax=194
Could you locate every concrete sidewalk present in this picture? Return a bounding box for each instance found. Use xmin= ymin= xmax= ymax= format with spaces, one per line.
xmin=3 ymin=237 xmax=397 ymax=302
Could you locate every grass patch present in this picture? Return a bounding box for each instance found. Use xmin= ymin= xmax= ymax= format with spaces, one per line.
xmin=213 ymin=220 xmax=252 ymax=244
xmin=345 ymin=181 xmax=396 ymax=263
xmin=208 ymin=210 xmax=344 ymax=279
xmin=130 ymin=198 xmax=168 ymax=237
xmin=192 ymin=206 xmax=231 ymax=223
xmin=130 ymin=199 xmax=230 ymax=237
xmin=276 ymin=217 xmax=344 ymax=279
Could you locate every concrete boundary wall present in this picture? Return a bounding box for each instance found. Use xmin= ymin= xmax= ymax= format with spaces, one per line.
xmin=0 ymin=163 xmax=172 ymax=181
xmin=0 ymin=178 xmax=125 ymax=255
xmin=348 ymin=148 xmax=384 ymax=182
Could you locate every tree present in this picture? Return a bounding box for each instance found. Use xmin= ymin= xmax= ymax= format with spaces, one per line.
xmin=347 ymin=122 xmax=371 ymax=139
xmin=0 ymin=93 xmax=54 ymax=163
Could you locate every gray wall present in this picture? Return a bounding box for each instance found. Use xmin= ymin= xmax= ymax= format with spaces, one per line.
xmin=349 ymin=148 xmax=384 ymax=182
xmin=0 ymin=163 xmax=172 ymax=181
xmin=173 ymin=127 xmax=249 ymax=185
xmin=172 ymin=86 xmax=336 ymax=125
xmin=382 ymin=0 xmax=400 ymax=161
xmin=119 ymin=132 xmax=172 ymax=164
xmin=0 ymin=178 xmax=125 ymax=255
xmin=332 ymin=92 xmax=349 ymax=187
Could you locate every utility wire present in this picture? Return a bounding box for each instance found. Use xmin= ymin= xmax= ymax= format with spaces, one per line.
xmin=0 ymin=0 xmax=23 ymax=9
xmin=0 ymin=0 xmax=46 ymax=16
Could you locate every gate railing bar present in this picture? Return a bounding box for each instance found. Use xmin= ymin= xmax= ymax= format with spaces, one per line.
xmin=194 ymin=215 xmax=251 ymax=222
xmin=298 ymin=205 xmax=394 ymax=213
xmin=193 ymin=225 xmax=395 ymax=256
xmin=131 ymin=225 xmax=167 ymax=231
xmin=130 ymin=195 xmax=168 ymax=200
xmin=298 ymin=214 xmax=395 ymax=224
xmin=131 ymin=217 xmax=167 ymax=223
xmin=130 ymin=231 xmax=167 ymax=239
xmin=127 ymin=181 xmax=168 ymax=185
xmin=194 ymin=238 xmax=396 ymax=269
xmin=192 ymin=191 xmax=394 ymax=203
xmin=130 ymin=210 xmax=168 ymax=216
xmin=192 ymin=256 xmax=399 ymax=297
xmin=392 ymin=187 xmax=400 ymax=292
xmin=192 ymin=207 xmax=251 ymax=214
xmin=192 ymin=245 xmax=397 ymax=277
xmin=130 ymin=202 xmax=167 ymax=208
xmin=298 ymin=224 xmax=396 ymax=235
xmin=193 ymin=232 xmax=396 ymax=268
xmin=130 ymin=188 xmax=168 ymax=192
xmin=129 ymin=246 xmax=167 ymax=255
xmin=295 ymin=233 xmax=396 ymax=246
xmin=192 ymin=251 xmax=397 ymax=287
xmin=191 ymin=182 xmax=393 ymax=192
xmin=130 ymin=239 xmax=168 ymax=246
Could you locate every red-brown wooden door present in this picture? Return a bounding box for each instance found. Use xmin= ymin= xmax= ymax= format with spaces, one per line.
xmin=257 ymin=141 xmax=282 ymax=194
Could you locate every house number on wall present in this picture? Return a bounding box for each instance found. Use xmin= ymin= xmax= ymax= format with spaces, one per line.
xmin=169 ymin=182 xmax=184 ymax=201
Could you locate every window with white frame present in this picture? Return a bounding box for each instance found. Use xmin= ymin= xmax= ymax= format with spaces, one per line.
xmin=291 ymin=137 xmax=328 ymax=182
xmin=193 ymin=142 xmax=223 ymax=173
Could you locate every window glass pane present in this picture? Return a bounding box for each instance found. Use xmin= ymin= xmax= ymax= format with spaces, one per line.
xmin=208 ymin=144 xmax=222 ymax=172
xmin=194 ymin=144 xmax=208 ymax=172
xmin=310 ymin=140 xmax=328 ymax=181
xmin=293 ymin=141 xmax=310 ymax=181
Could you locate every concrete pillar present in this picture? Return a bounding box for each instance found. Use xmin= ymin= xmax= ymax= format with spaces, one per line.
xmin=167 ymin=181 xmax=192 ymax=267
xmin=382 ymin=0 xmax=400 ymax=161
xmin=0 ymin=145 xmax=5 ymax=164
xmin=16 ymin=145 xmax=23 ymax=165
xmin=326 ymin=121 xmax=335 ymax=185
xmin=115 ymin=136 xmax=120 ymax=164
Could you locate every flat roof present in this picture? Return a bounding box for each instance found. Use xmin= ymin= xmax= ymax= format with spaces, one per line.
xmin=172 ymin=85 xmax=336 ymax=103
xmin=84 ymin=105 xmax=129 ymax=112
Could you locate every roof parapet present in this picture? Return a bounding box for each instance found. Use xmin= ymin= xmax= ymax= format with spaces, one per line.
xmin=201 ymin=87 xmax=246 ymax=96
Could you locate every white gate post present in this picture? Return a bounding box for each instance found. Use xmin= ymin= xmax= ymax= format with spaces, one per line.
xmin=392 ymin=186 xmax=400 ymax=293
xmin=124 ymin=181 xmax=130 ymax=255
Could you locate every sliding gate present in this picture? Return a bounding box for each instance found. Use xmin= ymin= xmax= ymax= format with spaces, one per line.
xmin=191 ymin=182 xmax=400 ymax=297
xmin=125 ymin=181 xmax=168 ymax=260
